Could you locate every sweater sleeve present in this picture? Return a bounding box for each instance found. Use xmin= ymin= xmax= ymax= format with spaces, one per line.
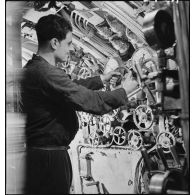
xmin=73 ymin=76 xmax=104 ymax=90
xmin=40 ymin=65 xmax=128 ymax=115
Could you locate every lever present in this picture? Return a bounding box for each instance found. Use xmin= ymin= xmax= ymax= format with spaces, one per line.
xmin=80 ymin=154 xmax=93 ymax=181
xmin=169 ymin=145 xmax=182 ymax=167
xmin=141 ymin=146 xmax=152 ymax=175
xmin=156 ymin=144 xmax=169 ymax=170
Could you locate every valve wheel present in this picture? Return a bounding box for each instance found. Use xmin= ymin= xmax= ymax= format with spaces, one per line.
xmin=127 ymin=130 xmax=143 ymax=151
xmin=113 ymin=126 xmax=127 ymax=145
xmin=78 ymin=67 xmax=91 ymax=79
xmin=133 ymin=105 xmax=154 ymax=130
xmin=156 ymin=131 xmax=176 ymax=153
xmin=131 ymin=47 xmax=155 ymax=68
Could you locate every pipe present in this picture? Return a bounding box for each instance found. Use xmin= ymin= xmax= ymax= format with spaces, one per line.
xmin=173 ymin=2 xmax=189 ymax=169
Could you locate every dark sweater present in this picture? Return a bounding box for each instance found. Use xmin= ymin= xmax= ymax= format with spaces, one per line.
xmin=20 ymin=54 xmax=128 ymax=147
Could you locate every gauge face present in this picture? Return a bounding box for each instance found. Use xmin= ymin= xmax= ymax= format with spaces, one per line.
xmin=131 ymin=47 xmax=157 ymax=78
xmin=131 ymin=47 xmax=155 ymax=66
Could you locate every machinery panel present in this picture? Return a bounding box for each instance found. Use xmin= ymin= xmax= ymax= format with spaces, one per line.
xmin=6 ymin=1 xmax=190 ymax=194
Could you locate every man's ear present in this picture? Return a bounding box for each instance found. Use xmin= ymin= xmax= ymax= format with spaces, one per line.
xmin=50 ymin=38 xmax=59 ymax=50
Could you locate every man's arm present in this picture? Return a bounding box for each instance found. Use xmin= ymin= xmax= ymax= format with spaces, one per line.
xmin=73 ymin=76 xmax=104 ymax=90
xmin=40 ymin=65 xmax=128 ymax=115
xmin=72 ymin=70 xmax=122 ymax=90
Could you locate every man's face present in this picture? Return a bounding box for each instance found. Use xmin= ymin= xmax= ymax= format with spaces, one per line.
xmin=54 ymin=31 xmax=73 ymax=62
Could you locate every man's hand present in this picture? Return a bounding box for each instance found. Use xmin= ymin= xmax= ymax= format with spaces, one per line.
xmin=100 ymin=71 xmax=121 ymax=84
xmin=121 ymin=71 xmax=139 ymax=95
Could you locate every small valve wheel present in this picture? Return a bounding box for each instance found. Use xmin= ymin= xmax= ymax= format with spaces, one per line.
xmin=156 ymin=131 xmax=176 ymax=153
xmin=113 ymin=126 xmax=127 ymax=145
xmin=78 ymin=67 xmax=91 ymax=79
xmin=133 ymin=105 xmax=154 ymax=130
xmin=127 ymin=130 xmax=143 ymax=151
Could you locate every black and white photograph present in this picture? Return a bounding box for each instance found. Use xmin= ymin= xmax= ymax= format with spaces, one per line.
xmin=5 ymin=1 xmax=190 ymax=194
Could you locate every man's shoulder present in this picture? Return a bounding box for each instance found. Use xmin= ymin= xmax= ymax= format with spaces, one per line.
xmin=24 ymin=56 xmax=49 ymax=72
xmin=23 ymin=55 xmax=67 ymax=80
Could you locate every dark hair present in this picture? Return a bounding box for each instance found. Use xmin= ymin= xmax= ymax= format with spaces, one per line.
xmin=35 ymin=14 xmax=72 ymax=46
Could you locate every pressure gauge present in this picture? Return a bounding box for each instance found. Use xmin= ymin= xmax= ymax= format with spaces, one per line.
xmin=131 ymin=47 xmax=156 ymax=67
xmin=131 ymin=46 xmax=157 ymax=79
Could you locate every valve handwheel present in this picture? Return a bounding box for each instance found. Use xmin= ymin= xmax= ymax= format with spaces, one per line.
xmin=78 ymin=67 xmax=92 ymax=79
xmin=127 ymin=130 xmax=143 ymax=151
xmin=156 ymin=131 xmax=176 ymax=153
xmin=113 ymin=126 xmax=127 ymax=145
xmin=133 ymin=105 xmax=154 ymax=130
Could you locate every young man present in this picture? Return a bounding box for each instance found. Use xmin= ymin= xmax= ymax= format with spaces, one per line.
xmin=20 ymin=14 xmax=138 ymax=194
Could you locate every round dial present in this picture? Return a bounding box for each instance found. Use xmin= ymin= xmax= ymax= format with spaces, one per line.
xmin=131 ymin=46 xmax=157 ymax=78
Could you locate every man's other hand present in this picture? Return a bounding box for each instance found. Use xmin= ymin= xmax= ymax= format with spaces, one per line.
xmin=100 ymin=71 xmax=121 ymax=84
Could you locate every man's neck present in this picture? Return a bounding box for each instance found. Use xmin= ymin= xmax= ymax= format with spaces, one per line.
xmin=37 ymin=49 xmax=56 ymax=66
